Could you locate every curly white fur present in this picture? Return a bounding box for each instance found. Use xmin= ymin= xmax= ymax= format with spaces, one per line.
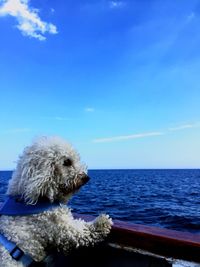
xmin=0 ymin=136 xmax=112 ymax=267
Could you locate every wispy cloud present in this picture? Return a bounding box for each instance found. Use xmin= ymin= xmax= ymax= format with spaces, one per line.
xmin=2 ymin=128 xmax=31 ymax=134
xmin=92 ymin=121 xmax=200 ymax=143
xmin=42 ymin=116 xmax=70 ymax=121
xmin=93 ymin=132 xmax=164 ymax=143
xmin=53 ymin=116 xmax=70 ymax=121
xmin=50 ymin=8 xmax=55 ymax=14
xmin=85 ymin=107 xmax=95 ymax=112
xmin=186 ymin=12 xmax=195 ymax=23
xmin=109 ymin=1 xmax=126 ymax=9
xmin=0 ymin=0 xmax=58 ymax=40
xmin=168 ymin=123 xmax=199 ymax=132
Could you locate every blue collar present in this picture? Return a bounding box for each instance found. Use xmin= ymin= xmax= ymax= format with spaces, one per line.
xmin=0 ymin=195 xmax=61 ymax=216
xmin=0 ymin=233 xmax=33 ymax=266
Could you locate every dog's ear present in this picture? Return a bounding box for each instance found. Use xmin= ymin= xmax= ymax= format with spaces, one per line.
xmin=17 ymin=153 xmax=57 ymax=204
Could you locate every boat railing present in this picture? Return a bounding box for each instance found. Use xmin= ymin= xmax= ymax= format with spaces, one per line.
xmin=74 ymin=213 xmax=200 ymax=263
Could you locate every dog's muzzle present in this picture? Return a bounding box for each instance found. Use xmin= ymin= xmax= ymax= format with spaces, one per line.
xmin=77 ymin=173 xmax=90 ymax=184
xmin=59 ymin=173 xmax=90 ymax=195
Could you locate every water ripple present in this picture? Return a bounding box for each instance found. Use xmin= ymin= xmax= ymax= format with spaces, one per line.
xmin=0 ymin=169 xmax=200 ymax=234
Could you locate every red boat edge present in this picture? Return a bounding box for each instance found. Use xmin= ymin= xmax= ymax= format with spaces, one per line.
xmin=75 ymin=213 xmax=200 ymax=264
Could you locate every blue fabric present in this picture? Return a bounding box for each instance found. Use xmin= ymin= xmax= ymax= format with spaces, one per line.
xmin=0 ymin=195 xmax=61 ymax=216
xmin=0 ymin=196 xmax=61 ymax=266
xmin=0 ymin=233 xmax=33 ymax=266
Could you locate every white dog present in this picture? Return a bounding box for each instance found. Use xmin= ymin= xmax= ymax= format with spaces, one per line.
xmin=0 ymin=137 xmax=112 ymax=267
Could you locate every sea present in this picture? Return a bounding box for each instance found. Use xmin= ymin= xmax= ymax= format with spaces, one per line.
xmin=0 ymin=169 xmax=199 ymax=234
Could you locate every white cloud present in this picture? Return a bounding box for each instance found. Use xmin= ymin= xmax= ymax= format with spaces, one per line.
xmin=93 ymin=132 xmax=164 ymax=143
xmin=92 ymin=121 xmax=200 ymax=143
xmin=109 ymin=1 xmax=125 ymax=9
xmin=168 ymin=123 xmax=199 ymax=132
xmin=0 ymin=0 xmax=58 ymax=40
xmin=85 ymin=107 xmax=95 ymax=112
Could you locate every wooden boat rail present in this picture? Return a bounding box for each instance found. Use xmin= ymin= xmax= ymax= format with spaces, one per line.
xmin=75 ymin=213 xmax=200 ymax=263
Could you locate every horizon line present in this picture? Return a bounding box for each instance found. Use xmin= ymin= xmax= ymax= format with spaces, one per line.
xmin=1 ymin=167 xmax=200 ymax=172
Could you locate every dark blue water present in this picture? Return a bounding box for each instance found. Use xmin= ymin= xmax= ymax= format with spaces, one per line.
xmin=0 ymin=170 xmax=200 ymax=233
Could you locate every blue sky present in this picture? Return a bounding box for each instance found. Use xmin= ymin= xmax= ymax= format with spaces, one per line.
xmin=0 ymin=0 xmax=200 ymax=169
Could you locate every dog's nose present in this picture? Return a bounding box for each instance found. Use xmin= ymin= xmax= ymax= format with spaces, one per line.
xmin=78 ymin=173 xmax=90 ymax=183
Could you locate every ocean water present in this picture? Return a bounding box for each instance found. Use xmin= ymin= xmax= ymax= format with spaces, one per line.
xmin=0 ymin=169 xmax=199 ymax=234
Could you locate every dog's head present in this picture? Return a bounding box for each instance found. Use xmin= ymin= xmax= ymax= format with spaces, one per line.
xmin=7 ymin=136 xmax=89 ymax=204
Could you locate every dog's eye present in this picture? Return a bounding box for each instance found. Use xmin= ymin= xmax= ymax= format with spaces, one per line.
xmin=63 ymin=159 xmax=72 ymax=167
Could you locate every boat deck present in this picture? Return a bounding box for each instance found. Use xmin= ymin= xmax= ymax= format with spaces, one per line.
xmin=47 ymin=243 xmax=172 ymax=267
